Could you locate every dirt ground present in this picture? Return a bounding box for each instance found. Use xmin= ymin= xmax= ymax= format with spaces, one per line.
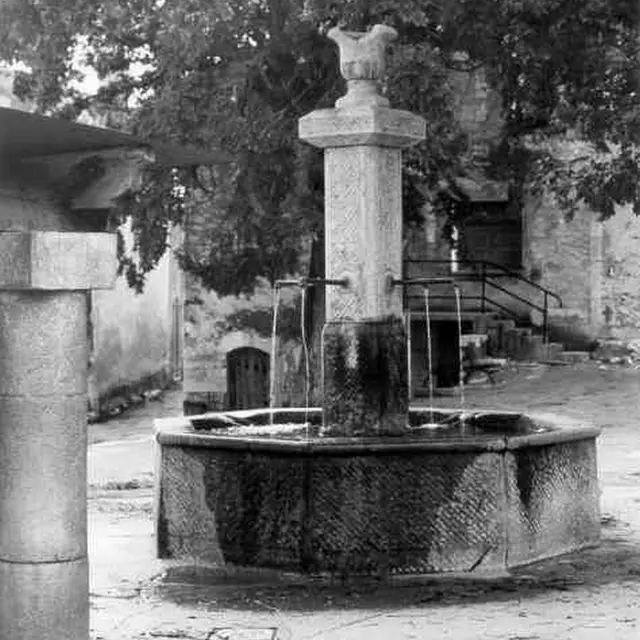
xmin=88 ymin=362 xmax=640 ymax=639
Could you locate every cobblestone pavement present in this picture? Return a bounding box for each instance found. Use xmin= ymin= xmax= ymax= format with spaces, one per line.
xmin=89 ymin=363 xmax=640 ymax=639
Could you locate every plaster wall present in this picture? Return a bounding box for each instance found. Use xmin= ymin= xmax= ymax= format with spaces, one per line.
xmin=89 ymin=219 xmax=182 ymax=402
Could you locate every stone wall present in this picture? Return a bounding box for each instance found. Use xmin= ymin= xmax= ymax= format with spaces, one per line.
xmin=597 ymin=205 xmax=640 ymax=342
xmin=419 ymin=62 xmax=640 ymax=348
xmin=180 ymin=58 xmax=640 ymax=402
xmin=183 ymin=277 xmax=305 ymax=413
xmin=521 ymin=191 xmax=598 ymax=345
xmin=523 ymin=193 xmax=640 ymax=345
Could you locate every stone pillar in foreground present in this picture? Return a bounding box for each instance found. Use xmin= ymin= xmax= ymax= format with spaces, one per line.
xmin=0 ymin=230 xmax=114 ymax=640
xmin=299 ymin=25 xmax=425 ymax=436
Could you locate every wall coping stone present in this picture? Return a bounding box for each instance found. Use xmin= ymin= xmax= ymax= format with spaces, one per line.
xmin=0 ymin=231 xmax=116 ymax=290
xmin=155 ymin=409 xmax=600 ymax=455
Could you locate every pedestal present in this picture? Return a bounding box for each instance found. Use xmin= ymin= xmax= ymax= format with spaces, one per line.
xmin=322 ymin=317 xmax=408 ymax=436
xmin=299 ymin=106 xmax=425 ymax=436
xmin=0 ymin=232 xmax=115 ymax=640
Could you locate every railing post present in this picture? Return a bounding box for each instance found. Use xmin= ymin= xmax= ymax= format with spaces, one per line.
xmin=405 ymin=312 xmax=412 ymax=402
xmin=481 ymin=262 xmax=486 ymax=313
xmin=543 ymin=293 xmax=549 ymax=344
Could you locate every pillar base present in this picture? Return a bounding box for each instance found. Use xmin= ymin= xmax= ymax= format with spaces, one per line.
xmin=0 ymin=557 xmax=89 ymax=640
xmin=322 ymin=317 xmax=408 ymax=437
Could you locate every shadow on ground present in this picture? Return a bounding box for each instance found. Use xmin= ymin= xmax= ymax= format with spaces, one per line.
xmin=148 ymin=519 xmax=640 ymax=613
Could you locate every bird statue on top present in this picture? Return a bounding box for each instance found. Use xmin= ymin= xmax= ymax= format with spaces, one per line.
xmin=327 ymin=24 xmax=398 ymax=108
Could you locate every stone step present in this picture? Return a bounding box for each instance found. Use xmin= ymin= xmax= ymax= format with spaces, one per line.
xmin=592 ymin=339 xmax=629 ymax=361
xmin=470 ymin=314 xmax=499 ymax=334
xmin=411 ymin=303 xmax=578 ymax=363
xmin=542 ymin=342 xmax=565 ymax=361
xmin=487 ymin=319 xmax=516 ymax=355
xmin=503 ymin=327 xmax=536 ymax=358
xmin=515 ymin=334 xmax=545 ymax=361
xmin=558 ymin=350 xmax=592 ymax=364
xmin=460 ymin=333 xmax=489 ymax=358
xmin=408 ymin=309 xmax=495 ymax=322
xmin=486 ymin=317 xmax=516 ymax=329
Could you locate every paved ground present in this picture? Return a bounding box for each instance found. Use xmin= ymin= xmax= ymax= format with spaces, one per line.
xmin=89 ymin=363 xmax=640 ymax=639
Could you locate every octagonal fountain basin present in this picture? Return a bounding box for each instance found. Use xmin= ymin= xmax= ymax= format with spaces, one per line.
xmin=154 ymin=408 xmax=600 ymax=578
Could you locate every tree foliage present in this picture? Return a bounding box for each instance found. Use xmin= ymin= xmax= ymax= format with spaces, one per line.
xmin=0 ymin=0 xmax=637 ymax=293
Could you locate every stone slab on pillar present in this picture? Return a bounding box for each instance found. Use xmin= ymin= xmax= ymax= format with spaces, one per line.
xmin=299 ymin=27 xmax=425 ymax=437
xmin=0 ymin=235 xmax=116 ymax=640
xmin=0 ymin=231 xmax=116 ymax=290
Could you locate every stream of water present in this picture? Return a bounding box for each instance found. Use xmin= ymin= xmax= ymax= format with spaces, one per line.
xmin=423 ymin=287 xmax=435 ymax=424
xmin=268 ymin=280 xmax=467 ymax=433
xmin=269 ymin=286 xmax=281 ymax=427
xmin=454 ymin=284 xmax=466 ymax=411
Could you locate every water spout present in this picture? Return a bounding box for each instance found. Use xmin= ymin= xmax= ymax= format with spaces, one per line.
xmin=423 ymin=287 xmax=435 ymax=424
xmin=300 ymin=285 xmax=311 ymax=437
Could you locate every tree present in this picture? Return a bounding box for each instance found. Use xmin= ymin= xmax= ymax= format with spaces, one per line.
xmin=0 ymin=0 xmax=637 ymax=351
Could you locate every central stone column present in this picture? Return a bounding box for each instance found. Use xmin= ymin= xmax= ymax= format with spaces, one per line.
xmin=299 ymin=25 xmax=425 ymax=436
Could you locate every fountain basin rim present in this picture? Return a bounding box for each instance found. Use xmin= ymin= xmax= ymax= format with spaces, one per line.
xmin=155 ymin=408 xmax=600 ymax=455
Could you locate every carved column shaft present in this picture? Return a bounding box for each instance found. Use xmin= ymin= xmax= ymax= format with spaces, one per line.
xmin=324 ymin=145 xmax=403 ymax=321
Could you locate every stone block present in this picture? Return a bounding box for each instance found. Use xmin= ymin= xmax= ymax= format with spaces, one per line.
xmin=471 ymin=314 xmax=494 ymax=334
xmin=559 ymin=350 xmax=592 ymax=363
xmin=505 ymin=438 xmax=600 ymax=566
xmin=0 ymin=558 xmax=88 ymax=640
xmin=488 ymin=319 xmax=516 ymax=352
xmin=183 ymin=391 xmax=226 ymax=415
xmin=592 ymin=338 xmax=629 ymax=361
xmin=324 ymin=145 xmax=404 ymax=319
xmin=299 ymin=105 xmax=425 ymax=149
xmin=155 ymin=410 xmax=600 ymax=577
xmin=0 ymin=291 xmax=87 ymax=396
xmin=508 ymin=329 xmax=538 ymax=361
xmin=0 ymin=231 xmax=115 ymax=290
xmin=156 ymin=439 xmax=508 ymax=574
xmin=503 ymin=328 xmax=520 ymax=358
xmin=523 ymin=334 xmax=545 ymax=361
xmin=486 ymin=326 xmax=501 ymax=355
xmin=542 ymin=342 xmax=565 ymax=361
xmin=0 ymin=394 xmax=87 ymax=562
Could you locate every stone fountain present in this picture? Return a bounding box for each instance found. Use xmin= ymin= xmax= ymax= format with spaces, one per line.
xmin=155 ymin=26 xmax=600 ymax=577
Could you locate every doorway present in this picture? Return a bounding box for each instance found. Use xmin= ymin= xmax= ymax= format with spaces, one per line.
xmin=226 ymin=347 xmax=270 ymax=410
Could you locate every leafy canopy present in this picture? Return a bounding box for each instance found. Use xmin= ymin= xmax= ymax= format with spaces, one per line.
xmin=0 ymin=0 xmax=637 ymax=293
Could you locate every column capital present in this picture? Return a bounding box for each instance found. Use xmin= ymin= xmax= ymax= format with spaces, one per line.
xmin=0 ymin=231 xmax=116 ymax=290
xmin=299 ymin=106 xmax=425 ymax=149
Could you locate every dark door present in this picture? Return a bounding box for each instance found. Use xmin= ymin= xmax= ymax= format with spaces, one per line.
xmin=226 ymin=347 xmax=270 ymax=410
xmin=436 ymin=321 xmax=461 ymax=388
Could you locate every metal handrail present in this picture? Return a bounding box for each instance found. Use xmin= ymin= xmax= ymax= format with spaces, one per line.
xmin=404 ymin=293 xmax=520 ymax=321
xmin=483 ymin=279 xmax=546 ymax=314
xmin=403 ymin=258 xmax=563 ymax=343
xmin=478 ymin=260 xmax=563 ymax=307
xmin=404 ymin=258 xmax=563 ymax=307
